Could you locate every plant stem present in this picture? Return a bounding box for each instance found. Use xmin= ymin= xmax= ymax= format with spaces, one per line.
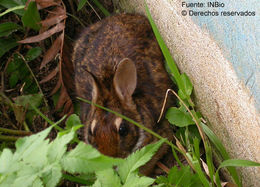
xmin=0 ymin=135 xmax=19 ymax=141
xmin=0 ymin=127 xmax=31 ymax=136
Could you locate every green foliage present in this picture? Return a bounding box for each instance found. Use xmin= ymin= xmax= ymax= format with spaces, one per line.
xmin=0 ymin=114 xmax=163 ymax=187
xmin=21 ymin=1 xmax=41 ymax=31
xmin=77 ymin=0 xmax=110 ymax=16
xmin=156 ymin=166 xmax=202 ymax=187
xmin=0 ymin=0 xmax=26 ymax=16
xmin=0 ymin=22 xmax=23 ymax=37
xmin=6 ymin=51 xmax=41 ymax=93
xmin=166 ymin=107 xmax=194 ymax=127
xmin=0 ymin=37 xmax=18 ymax=58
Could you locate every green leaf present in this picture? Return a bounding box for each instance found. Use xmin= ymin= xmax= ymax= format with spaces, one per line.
xmin=0 ymin=5 xmax=25 ymax=17
xmin=166 ymin=107 xmax=194 ymax=127
xmin=118 ymin=139 xmax=164 ymax=183
xmin=0 ymin=149 xmax=15 ymax=174
xmin=21 ymin=2 xmax=41 ymax=31
xmin=219 ymin=159 xmax=260 ymax=168
xmin=14 ymin=94 xmax=43 ymax=110
xmin=92 ymin=0 xmax=110 ymax=16
xmin=25 ymin=47 xmax=42 ymax=61
xmin=77 ymin=0 xmax=88 ymax=11
xmin=47 ymin=129 xmax=75 ymax=163
xmin=123 ymin=172 xmax=154 ymax=187
xmin=0 ymin=22 xmax=23 ymax=37
xmin=41 ymin=163 xmax=62 ymax=187
xmin=0 ymin=0 xmax=25 ymax=16
xmin=95 ymin=168 xmax=122 ymax=186
xmin=62 ymin=142 xmax=123 ymax=174
xmin=66 ymin=114 xmax=82 ymax=129
xmin=14 ymin=126 xmax=52 ymax=160
xmin=201 ymin=123 xmax=241 ymax=186
xmin=145 ymin=4 xmax=183 ymax=91
xmin=0 ymin=37 xmax=18 ymax=58
xmin=9 ymin=71 xmax=19 ymax=88
xmin=181 ymin=73 xmax=193 ymax=97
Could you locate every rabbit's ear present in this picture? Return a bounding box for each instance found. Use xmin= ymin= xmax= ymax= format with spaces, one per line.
xmin=75 ymin=70 xmax=98 ymax=122
xmin=113 ymin=58 xmax=137 ymax=102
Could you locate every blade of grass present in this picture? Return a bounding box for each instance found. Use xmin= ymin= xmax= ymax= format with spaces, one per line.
xmin=201 ymin=123 xmax=241 ymax=186
xmin=145 ymin=3 xmax=184 ymax=94
xmin=0 ymin=5 xmax=25 ymax=17
xmin=92 ymin=0 xmax=110 ymax=16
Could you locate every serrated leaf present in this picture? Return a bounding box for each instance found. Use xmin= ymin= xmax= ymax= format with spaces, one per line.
xmin=14 ymin=126 xmax=52 ymax=160
xmin=123 ymin=172 xmax=154 ymax=187
xmin=166 ymin=107 xmax=195 ymax=127
xmin=118 ymin=139 xmax=164 ymax=183
xmin=62 ymin=142 xmax=123 ymax=174
xmin=21 ymin=2 xmax=41 ymax=31
xmin=96 ymin=168 xmax=122 ymax=186
xmin=47 ymin=129 xmax=75 ymax=163
xmin=0 ymin=37 xmax=18 ymax=58
xmin=14 ymin=94 xmax=43 ymax=110
xmin=0 ymin=149 xmax=15 ymax=174
xmin=65 ymin=114 xmax=82 ymax=129
xmin=41 ymin=163 xmax=62 ymax=187
xmin=0 ymin=22 xmax=23 ymax=37
xmin=25 ymin=47 xmax=42 ymax=61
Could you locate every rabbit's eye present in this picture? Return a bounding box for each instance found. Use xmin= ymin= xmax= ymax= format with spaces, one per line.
xmin=119 ymin=122 xmax=128 ymax=137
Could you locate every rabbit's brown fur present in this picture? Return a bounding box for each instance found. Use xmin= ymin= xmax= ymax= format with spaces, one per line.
xmin=73 ymin=13 xmax=174 ymax=175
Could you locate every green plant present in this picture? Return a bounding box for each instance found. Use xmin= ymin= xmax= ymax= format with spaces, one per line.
xmin=0 ymin=112 xmax=166 ymax=187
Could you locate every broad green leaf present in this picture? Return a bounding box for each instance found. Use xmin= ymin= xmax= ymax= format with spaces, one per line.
xmin=9 ymin=71 xmax=19 ymax=88
xmin=62 ymin=142 xmax=123 ymax=174
xmin=166 ymin=107 xmax=194 ymax=127
xmin=12 ymin=165 xmax=38 ymax=187
xmin=14 ymin=126 xmax=52 ymax=160
xmin=77 ymin=0 xmax=88 ymax=11
xmin=96 ymin=168 xmax=121 ymax=187
xmin=21 ymin=2 xmax=41 ymax=31
xmin=47 ymin=129 xmax=75 ymax=163
xmin=0 ymin=37 xmax=18 ymax=58
xmin=0 ymin=22 xmax=23 ymax=37
xmin=66 ymin=114 xmax=82 ymax=129
xmin=123 ymin=172 xmax=154 ymax=187
xmin=0 ymin=149 xmax=15 ymax=174
xmin=25 ymin=47 xmax=42 ymax=61
xmin=14 ymin=94 xmax=43 ymax=110
xmin=0 ymin=0 xmax=25 ymax=16
xmin=118 ymin=139 xmax=164 ymax=183
xmin=41 ymin=163 xmax=62 ymax=187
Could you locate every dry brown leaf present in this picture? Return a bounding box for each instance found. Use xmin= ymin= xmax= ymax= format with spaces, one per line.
xmin=36 ymin=0 xmax=60 ymax=9
xmin=40 ymin=34 xmax=63 ymax=69
xmin=50 ymin=78 xmax=62 ymax=95
xmin=47 ymin=6 xmax=66 ymax=16
xmin=55 ymin=86 xmax=69 ymax=110
xmin=40 ymin=14 xmax=67 ymax=28
xmin=18 ymin=22 xmax=65 ymax=43
xmin=63 ymin=99 xmax=73 ymax=115
xmin=40 ymin=67 xmax=59 ymax=84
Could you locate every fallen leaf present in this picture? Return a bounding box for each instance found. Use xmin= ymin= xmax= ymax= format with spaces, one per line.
xmin=18 ymin=22 xmax=65 ymax=43
xmin=40 ymin=14 xmax=67 ymax=28
xmin=40 ymin=34 xmax=63 ymax=69
xmin=40 ymin=67 xmax=59 ymax=84
xmin=36 ymin=0 xmax=60 ymax=9
xmin=50 ymin=78 xmax=62 ymax=95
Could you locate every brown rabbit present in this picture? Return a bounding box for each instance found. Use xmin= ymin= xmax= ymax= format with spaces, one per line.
xmin=73 ymin=13 xmax=174 ymax=175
